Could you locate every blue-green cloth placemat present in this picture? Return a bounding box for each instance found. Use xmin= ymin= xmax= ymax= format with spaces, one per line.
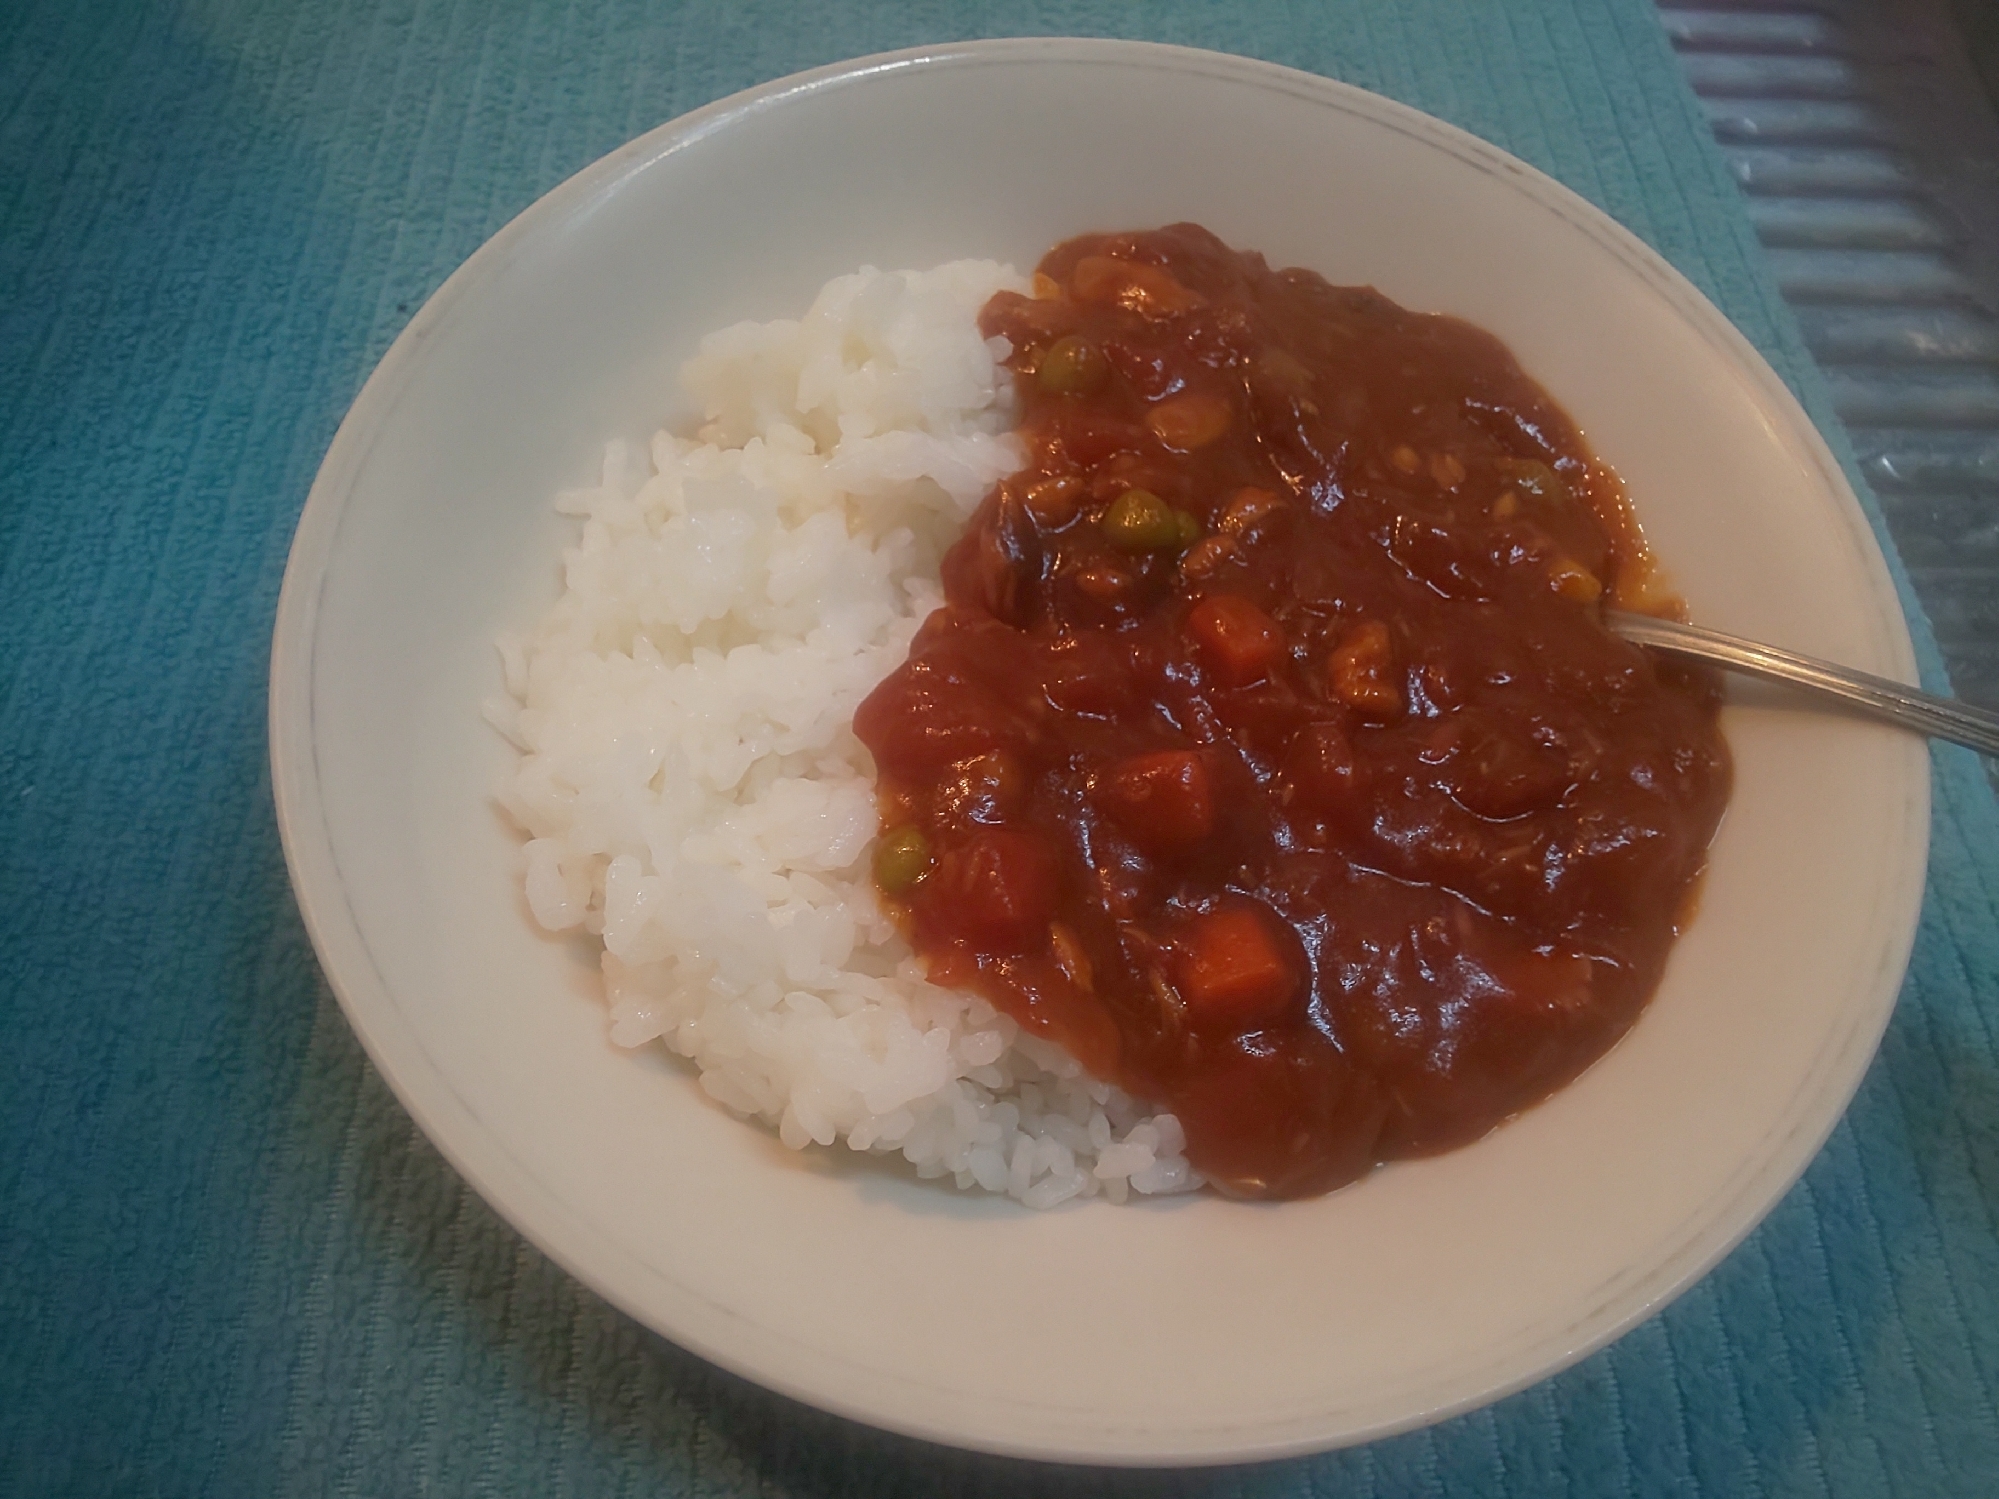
xmin=4 ymin=1 xmax=1997 ymax=1494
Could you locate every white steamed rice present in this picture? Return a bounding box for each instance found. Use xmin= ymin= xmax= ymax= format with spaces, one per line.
xmin=487 ymin=261 xmax=1198 ymax=1208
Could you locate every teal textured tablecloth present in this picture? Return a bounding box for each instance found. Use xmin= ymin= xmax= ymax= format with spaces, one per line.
xmin=4 ymin=1 xmax=1998 ymax=1494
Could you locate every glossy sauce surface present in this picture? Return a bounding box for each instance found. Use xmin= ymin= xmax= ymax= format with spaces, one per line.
xmin=853 ymin=226 xmax=1732 ymax=1198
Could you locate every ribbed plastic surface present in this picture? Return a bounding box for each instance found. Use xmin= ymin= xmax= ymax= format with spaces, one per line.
xmin=1665 ymin=0 xmax=1999 ymax=778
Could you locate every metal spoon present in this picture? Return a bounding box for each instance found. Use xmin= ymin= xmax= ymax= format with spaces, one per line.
xmin=1604 ymin=610 xmax=1999 ymax=759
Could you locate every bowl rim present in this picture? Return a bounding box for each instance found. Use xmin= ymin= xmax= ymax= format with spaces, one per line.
xmin=268 ymin=35 xmax=1929 ymax=1465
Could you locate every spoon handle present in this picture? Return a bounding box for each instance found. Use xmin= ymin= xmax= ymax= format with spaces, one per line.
xmin=1604 ymin=610 xmax=1999 ymax=759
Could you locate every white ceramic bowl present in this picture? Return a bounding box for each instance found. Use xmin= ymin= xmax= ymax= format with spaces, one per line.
xmin=270 ymin=39 xmax=1928 ymax=1465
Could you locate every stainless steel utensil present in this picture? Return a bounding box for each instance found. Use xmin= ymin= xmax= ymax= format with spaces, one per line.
xmin=1605 ymin=611 xmax=1999 ymax=758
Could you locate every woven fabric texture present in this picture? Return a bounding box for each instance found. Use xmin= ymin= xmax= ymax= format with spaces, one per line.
xmin=2 ymin=1 xmax=1996 ymax=1494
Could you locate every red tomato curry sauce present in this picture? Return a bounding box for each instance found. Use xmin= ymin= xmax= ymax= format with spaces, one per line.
xmin=853 ymin=225 xmax=1731 ymax=1199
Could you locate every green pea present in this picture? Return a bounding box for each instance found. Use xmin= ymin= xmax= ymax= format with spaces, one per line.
xmin=1036 ymin=335 xmax=1109 ymax=395
xmin=1173 ymin=509 xmax=1202 ymax=547
xmin=873 ymin=825 xmax=933 ymax=895
xmin=1100 ymin=489 xmax=1183 ymax=551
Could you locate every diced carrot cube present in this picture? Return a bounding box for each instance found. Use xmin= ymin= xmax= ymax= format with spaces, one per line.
xmin=1175 ymin=906 xmax=1297 ymax=1022
xmin=1187 ymin=595 xmax=1285 ymax=687
xmin=1097 ymin=749 xmax=1215 ymax=848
